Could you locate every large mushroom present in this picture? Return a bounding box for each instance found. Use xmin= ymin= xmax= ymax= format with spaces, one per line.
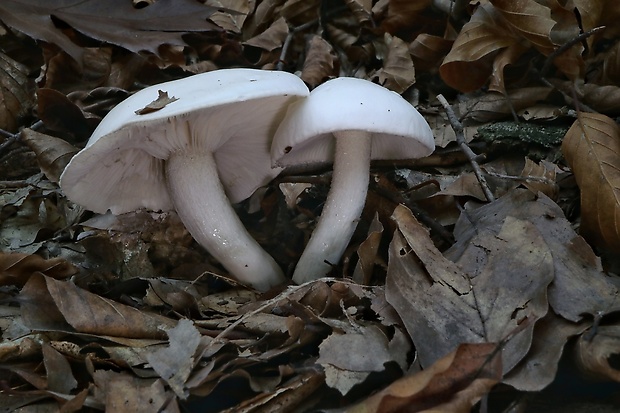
xmin=271 ymin=77 xmax=435 ymax=284
xmin=60 ymin=69 xmax=309 ymax=291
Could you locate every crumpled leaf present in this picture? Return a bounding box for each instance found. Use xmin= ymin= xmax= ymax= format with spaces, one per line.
xmin=387 ymin=204 xmax=553 ymax=378
xmin=0 ymin=0 xmax=221 ymax=64
xmin=346 ymin=343 xmax=501 ymax=413
xmin=561 ymin=112 xmax=620 ymax=253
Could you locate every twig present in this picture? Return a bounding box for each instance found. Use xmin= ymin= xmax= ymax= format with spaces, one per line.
xmin=275 ymin=6 xmax=349 ymax=71
xmin=0 ymin=120 xmax=44 ymax=156
xmin=437 ymin=94 xmax=495 ymax=202
xmin=540 ymin=26 xmax=606 ymax=79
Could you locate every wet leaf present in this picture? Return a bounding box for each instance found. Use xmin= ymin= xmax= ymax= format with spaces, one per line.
xmin=561 ymin=112 xmax=620 ymax=253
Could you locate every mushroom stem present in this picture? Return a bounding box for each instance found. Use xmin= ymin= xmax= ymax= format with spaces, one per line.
xmin=165 ymin=151 xmax=286 ymax=291
xmin=292 ymin=131 xmax=371 ymax=284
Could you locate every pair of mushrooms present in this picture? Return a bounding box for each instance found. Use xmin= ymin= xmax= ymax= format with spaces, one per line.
xmin=60 ymin=69 xmax=434 ymax=291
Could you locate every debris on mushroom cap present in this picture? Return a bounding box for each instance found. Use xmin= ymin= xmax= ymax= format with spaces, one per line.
xmin=271 ymin=76 xmax=435 ymax=168
xmin=60 ymin=69 xmax=310 ymax=215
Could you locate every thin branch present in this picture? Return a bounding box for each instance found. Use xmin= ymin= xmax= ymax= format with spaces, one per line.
xmin=540 ymin=26 xmax=606 ymax=79
xmin=437 ymin=94 xmax=495 ymax=202
xmin=0 ymin=120 xmax=44 ymax=156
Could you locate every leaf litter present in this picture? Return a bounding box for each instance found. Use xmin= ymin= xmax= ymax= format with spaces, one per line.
xmin=1 ymin=0 xmax=620 ymax=411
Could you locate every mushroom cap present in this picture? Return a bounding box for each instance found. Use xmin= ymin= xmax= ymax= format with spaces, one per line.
xmin=271 ymin=77 xmax=435 ymax=167
xmin=60 ymin=69 xmax=309 ymax=214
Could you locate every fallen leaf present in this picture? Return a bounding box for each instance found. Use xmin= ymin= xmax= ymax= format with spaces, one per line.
xmin=387 ymin=204 xmax=553 ymax=378
xmin=574 ymin=325 xmax=620 ymax=382
xmin=0 ymin=0 xmax=221 ymax=64
xmin=346 ymin=342 xmax=501 ymax=413
xmin=300 ymin=35 xmax=336 ymax=88
xmin=561 ymin=112 xmax=620 ymax=253
xmin=135 ymin=90 xmax=179 ymax=115
xmin=20 ymin=274 xmax=175 ymax=338
xmin=0 ymin=51 xmax=33 ymax=132
xmin=374 ymin=34 xmax=416 ymax=93
xmin=21 ymin=129 xmax=79 ymax=184
xmin=0 ymin=252 xmax=77 ymax=286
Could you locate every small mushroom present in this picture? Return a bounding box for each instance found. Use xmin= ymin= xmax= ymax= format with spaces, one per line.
xmin=271 ymin=77 xmax=435 ymax=284
xmin=60 ymin=69 xmax=309 ymax=291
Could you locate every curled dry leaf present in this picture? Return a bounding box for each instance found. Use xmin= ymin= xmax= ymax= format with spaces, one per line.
xmin=20 ymin=129 xmax=79 ymax=184
xmin=379 ymin=0 xmax=432 ymax=35
xmin=440 ymin=2 xmax=517 ymax=92
xmin=519 ymin=158 xmax=559 ymax=200
xmin=37 ymin=88 xmax=95 ymax=140
xmin=0 ymin=51 xmax=33 ymax=132
xmin=574 ymin=325 xmax=620 ymax=382
xmin=300 ymin=35 xmax=336 ymax=88
xmin=346 ymin=343 xmax=501 ymax=413
xmin=373 ymin=34 xmax=415 ymax=94
xmin=0 ymin=252 xmax=77 ymax=286
xmin=408 ymin=33 xmax=453 ymax=72
xmin=491 ymin=0 xmax=555 ymax=55
xmin=561 ymin=112 xmax=620 ymax=253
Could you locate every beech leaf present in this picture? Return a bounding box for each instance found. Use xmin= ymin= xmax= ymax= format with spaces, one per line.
xmin=561 ymin=112 xmax=620 ymax=253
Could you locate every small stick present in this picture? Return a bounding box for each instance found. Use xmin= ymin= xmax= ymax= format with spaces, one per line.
xmin=437 ymin=94 xmax=495 ymax=202
xmin=0 ymin=120 xmax=44 ymax=156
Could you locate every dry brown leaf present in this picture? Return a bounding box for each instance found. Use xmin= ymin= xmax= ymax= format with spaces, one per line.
xmin=92 ymin=370 xmax=179 ymax=413
xmin=0 ymin=51 xmax=33 ymax=132
xmin=352 ymin=213 xmax=384 ymax=284
xmin=205 ymin=0 xmax=251 ymax=33
xmin=387 ymin=205 xmax=553 ymax=378
xmin=20 ymin=274 xmax=175 ymax=339
xmin=574 ymin=325 xmax=620 ymax=381
xmin=0 ymin=252 xmax=77 ymax=287
xmin=243 ymin=16 xmax=288 ymax=52
xmin=519 ymin=158 xmax=559 ymax=200
xmin=280 ymin=0 xmax=321 ymax=26
xmin=491 ymin=0 xmax=555 ymax=55
xmin=21 ymin=129 xmax=79 ymax=184
xmin=456 ymin=87 xmax=553 ymax=123
xmin=373 ymin=34 xmax=415 ymax=93
xmin=42 ymin=343 xmax=77 ymax=394
xmin=318 ymin=325 xmax=396 ymax=395
xmin=488 ymin=42 xmax=529 ymax=93
xmin=0 ymin=0 xmax=221 ymax=64
xmin=448 ymin=189 xmax=620 ymax=322
xmin=135 ymin=90 xmax=179 ymax=115
xmin=503 ymin=312 xmax=589 ymax=391
xmin=36 ymin=88 xmax=95 ymax=140
xmin=379 ymin=0 xmax=432 ymax=34
xmin=345 ymin=343 xmax=501 ymax=413
xmin=146 ymin=319 xmax=206 ymax=399
xmin=561 ymin=112 xmax=620 ymax=253
xmin=300 ymin=35 xmax=336 ymax=88
xmin=408 ymin=33 xmax=453 ymax=72
xmin=440 ymin=2 xmax=516 ymax=92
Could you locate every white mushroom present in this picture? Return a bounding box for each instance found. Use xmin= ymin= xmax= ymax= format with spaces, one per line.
xmin=271 ymin=77 xmax=435 ymax=284
xmin=60 ymin=69 xmax=309 ymax=291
